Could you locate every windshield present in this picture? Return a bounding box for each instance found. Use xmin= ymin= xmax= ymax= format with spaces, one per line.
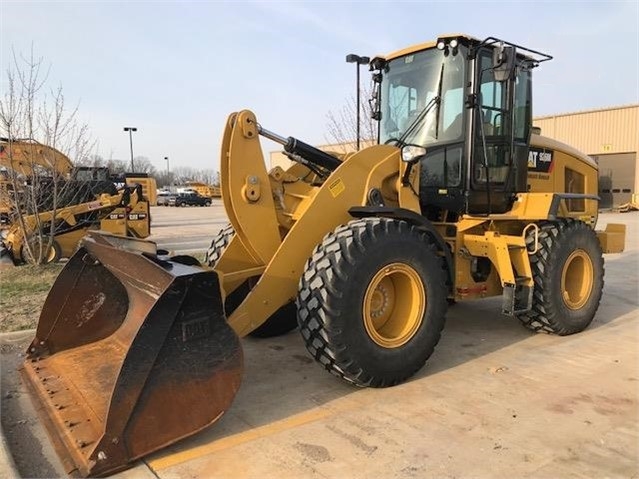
xmin=379 ymin=47 xmax=466 ymax=146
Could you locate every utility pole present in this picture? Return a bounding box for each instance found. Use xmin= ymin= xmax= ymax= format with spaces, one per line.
xmin=123 ymin=126 xmax=137 ymax=171
xmin=345 ymin=54 xmax=370 ymax=151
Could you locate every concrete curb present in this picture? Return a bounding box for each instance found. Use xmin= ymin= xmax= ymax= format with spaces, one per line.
xmin=1 ymin=329 xmax=35 ymax=479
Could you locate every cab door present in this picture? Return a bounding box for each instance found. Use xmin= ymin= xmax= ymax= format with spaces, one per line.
xmin=468 ymin=47 xmax=532 ymax=214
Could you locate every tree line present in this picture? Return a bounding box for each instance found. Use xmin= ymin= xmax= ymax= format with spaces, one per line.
xmin=75 ymin=155 xmax=219 ymax=187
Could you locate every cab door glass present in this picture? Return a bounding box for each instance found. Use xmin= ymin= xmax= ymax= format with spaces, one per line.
xmin=480 ymin=81 xmax=503 ymax=136
xmin=474 ymin=51 xmax=511 ymax=184
xmin=513 ymin=69 xmax=531 ymax=141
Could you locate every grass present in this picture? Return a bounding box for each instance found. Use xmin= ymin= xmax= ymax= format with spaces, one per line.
xmin=0 ymin=263 xmax=63 ymax=332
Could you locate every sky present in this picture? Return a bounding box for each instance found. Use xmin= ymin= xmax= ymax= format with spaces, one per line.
xmin=1 ymin=1 xmax=638 ymax=173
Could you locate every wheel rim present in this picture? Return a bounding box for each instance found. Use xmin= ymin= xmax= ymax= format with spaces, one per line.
xmin=45 ymin=244 xmax=57 ymax=263
xmin=24 ymin=240 xmax=56 ymax=263
xmin=561 ymin=249 xmax=594 ymax=310
xmin=362 ymin=262 xmax=426 ymax=348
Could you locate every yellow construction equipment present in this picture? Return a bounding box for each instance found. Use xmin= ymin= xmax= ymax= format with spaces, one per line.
xmin=21 ymin=34 xmax=625 ymax=476
xmin=1 ymin=184 xmax=150 ymax=263
xmin=124 ymin=173 xmax=158 ymax=205
xmin=0 ymin=137 xmax=74 ymax=176
xmin=185 ymin=180 xmax=222 ymax=198
xmin=0 ymin=138 xmax=76 ymax=223
xmin=618 ymin=193 xmax=639 ymax=212
xmin=0 ymin=138 xmax=157 ymax=217
xmin=0 ymin=138 xmax=152 ymax=264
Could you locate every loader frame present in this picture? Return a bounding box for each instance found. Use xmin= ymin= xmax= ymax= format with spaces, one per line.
xmin=18 ymin=33 xmax=627 ymax=478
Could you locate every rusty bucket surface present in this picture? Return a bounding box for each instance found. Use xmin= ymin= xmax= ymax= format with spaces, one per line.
xmin=20 ymin=232 xmax=243 ymax=477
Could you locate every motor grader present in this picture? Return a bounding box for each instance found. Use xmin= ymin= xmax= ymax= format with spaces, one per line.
xmin=20 ymin=34 xmax=625 ymax=476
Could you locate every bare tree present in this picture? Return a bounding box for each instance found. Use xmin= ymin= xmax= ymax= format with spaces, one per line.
xmin=155 ymin=171 xmax=175 ymax=188
xmin=193 ymin=168 xmax=217 ymax=184
xmin=132 ymin=156 xmax=157 ymax=175
xmin=171 ymin=166 xmax=196 ymax=185
xmin=325 ymin=81 xmax=377 ymax=153
xmin=76 ymin=154 xmax=128 ymax=176
xmin=0 ymin=48 xmax=93 ymax=264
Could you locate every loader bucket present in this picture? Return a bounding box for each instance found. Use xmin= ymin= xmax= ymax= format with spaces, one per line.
xmin=20 ymin=232 xmax=243 ymax=477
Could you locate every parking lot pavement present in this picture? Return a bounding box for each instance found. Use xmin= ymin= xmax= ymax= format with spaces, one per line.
xmin=1 ymin=212 xmax=637 ymax=478
xmin=148 ymin=200 xmax=228 ymax=255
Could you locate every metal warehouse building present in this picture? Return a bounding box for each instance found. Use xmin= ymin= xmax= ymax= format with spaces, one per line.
xmin=533 ymin=104 xmax=639 ymax=208
xmin=271 ymin=104 xmax=639 ymax=209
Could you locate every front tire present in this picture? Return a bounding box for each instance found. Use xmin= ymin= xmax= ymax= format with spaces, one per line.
xmin=297 ymin=218 xmax=448 ymax=388
xmin=206 ymin=224 xmax=298 ymax=338
xmin=516 ymin=219 xmax=604 ymax=335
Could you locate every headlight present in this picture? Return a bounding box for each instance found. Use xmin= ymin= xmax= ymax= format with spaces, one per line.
xmin=401 ymin=145 xmax=427 ymax=163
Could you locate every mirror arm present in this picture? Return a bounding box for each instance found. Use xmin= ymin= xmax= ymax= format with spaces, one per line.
xmin=401 ymin=161 xmax=414 ymax=187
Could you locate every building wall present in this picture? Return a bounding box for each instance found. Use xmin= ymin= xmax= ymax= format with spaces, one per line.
xmin=534 ymin=104 xmax=639 ymax=206
xmin=534 ymin=105 xmax=638 ymax=156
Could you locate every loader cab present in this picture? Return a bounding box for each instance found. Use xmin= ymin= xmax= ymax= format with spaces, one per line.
xmin=72 ymin=166 xmax=111 ymax=182
xmin=372 ymin=35 xmax=551 ymax=218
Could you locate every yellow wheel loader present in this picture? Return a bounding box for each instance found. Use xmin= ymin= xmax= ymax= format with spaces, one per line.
xmin=1 ymin=184 xmax=150 ymax=264
xmin=21 ymin=34 xmax=626 ymax=476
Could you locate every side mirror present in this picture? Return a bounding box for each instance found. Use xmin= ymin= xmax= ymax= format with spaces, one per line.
xmin=401 ymin=144 xmax=426 ymax=163
xmin=492 ymin=44 xmax=516 ymax=82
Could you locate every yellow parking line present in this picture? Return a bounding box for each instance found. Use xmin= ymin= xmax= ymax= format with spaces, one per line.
xmin=149 ymin=408 xmax=332 ymax=471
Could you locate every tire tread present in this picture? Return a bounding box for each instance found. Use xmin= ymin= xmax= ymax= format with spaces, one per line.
xmin=516 ymin=219 xmax=604 ymax=335
xmin=297 ymin=218 xmax=447 ymax=387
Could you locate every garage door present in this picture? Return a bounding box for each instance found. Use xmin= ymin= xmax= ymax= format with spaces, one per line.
xmin=593 ymin=152 xmax=636 ymax=208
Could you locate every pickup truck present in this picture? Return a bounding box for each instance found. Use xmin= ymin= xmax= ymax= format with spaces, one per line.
xmin=170 ymin=192 xmax=212 ymax=207
xmin=156 ymin=192 xmax=176 ymax=206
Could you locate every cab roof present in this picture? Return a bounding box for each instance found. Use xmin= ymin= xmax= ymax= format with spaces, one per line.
xmin=378 ymin=34 xmax=546 ymax=65
xmin=382 ymin=34 xmax=479 ymax=61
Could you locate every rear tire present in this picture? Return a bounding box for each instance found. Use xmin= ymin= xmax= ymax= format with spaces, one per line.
xmin=297 ymin=218 xmax=448 ymax=388
xmin=206 ymin=224 xmax=298 ymax=338
xmin=516 ymin=219 xmax=604 ymax=335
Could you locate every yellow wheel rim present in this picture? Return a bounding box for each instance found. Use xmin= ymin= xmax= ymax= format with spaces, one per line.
xmin=363 ymin=262 xmax=426 ymax=348
xmin=24 ymin=239 xmax=56 ymax=263
xmin=561 ymin=249 xmax=594 ymax=310
xmin=45 ymin=244 xmax=57 ymax=263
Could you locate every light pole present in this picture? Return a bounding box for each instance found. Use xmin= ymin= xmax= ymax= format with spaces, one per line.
xmin=345 ymin=53 xmax=370 ymax=151
xmin=164 ymin=156 xmax=170 ymax=184
xmin=123 ymin=127 xmax=137 ymax=171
